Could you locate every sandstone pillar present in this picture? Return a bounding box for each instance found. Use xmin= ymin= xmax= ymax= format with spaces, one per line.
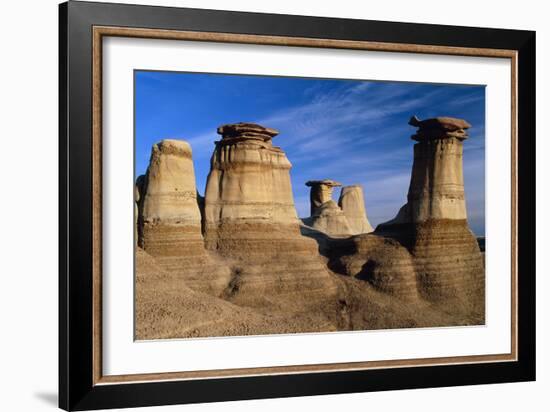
xmin=305 ymin=179 xmax=342 ymax=216
xmin=377 ymin=116 xmax=484 ymax=306
xmin=304 ymin=180 xmax=355 ymax=237
xmin=140 ymin=139 xmax=203 ymax=255
xmin=204 ymin=123 xmax=298 ymax=226
xmin=381 ymin=116 xmax=471 ymax=226
xmin=204 ymin=122 xmax=299 ymax=247
xmin=138 ymin=139 xmax=231 ymax=295
xmin=203 ymin=123 xmax=338 ymax=311
xmin=338 ymin=185 xmax=374 ymax=234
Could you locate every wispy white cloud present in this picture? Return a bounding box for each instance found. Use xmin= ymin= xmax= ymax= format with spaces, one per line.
xmin=252 ymin=83 xmax=447 ymax=156
xmin=185 ymin=130 xmax=219 ymax=155
xmin=447 ymin=91 xmax=485 ymax=107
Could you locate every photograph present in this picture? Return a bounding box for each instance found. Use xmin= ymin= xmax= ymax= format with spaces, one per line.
xmin=50 ymin=1 xmax=536 ymax=410
xmin=133 ymin=71 xmax=486 ymax=340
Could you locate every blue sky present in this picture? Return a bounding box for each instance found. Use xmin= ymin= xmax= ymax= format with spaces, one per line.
xmin=135 ymin=71 xmax=486 ymax=235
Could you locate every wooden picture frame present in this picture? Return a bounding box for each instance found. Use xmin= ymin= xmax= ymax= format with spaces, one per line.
xmin=59 ymin=1 xmax=535 ymax=410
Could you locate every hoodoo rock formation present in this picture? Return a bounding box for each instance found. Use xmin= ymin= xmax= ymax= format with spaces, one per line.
xmin=203 ymin=123 xmax=339 ymax=314
xmin=135 ymin=115 xmax=485 ymax=340
xmin=204 ymin=123 xmax=298 ymax=237
xmin=305 ymin=180 xmax=352 ymax=237
xmin=306 ymin=179 xmax=342 ymax=216
xmin=304 ymin=180 xmax=373 ymax=237
xmin=140 ymin=141 xmax=199 ymax=220
xmin=137 ymin=139 xmax=231 ymax=295
xmin=379 ymin=116 xmax=484 ymax=305
xmin=338 ymin=185 xmax=374 ymax=235
xmin=381 ymin=116 xmax=471 ymax=225
xmin=333 ymin=116 xmax=484 ymax=315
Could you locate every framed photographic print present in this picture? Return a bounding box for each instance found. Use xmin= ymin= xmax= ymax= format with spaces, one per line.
xmin=59 ymin=1 xmax=536 ymax=410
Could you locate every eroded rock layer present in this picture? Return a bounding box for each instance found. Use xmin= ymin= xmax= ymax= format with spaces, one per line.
xmin=135 ymin=248 xmax=338 ymax=339
xmin=407 ymin=220 xmax=484 ymax=306
xmin=204 ymin=123 xmax=298 ymax=230
xmin=382 ymin=116 xmax=470 ymax=226
xmin=331 ymin=234 xmax=419 ymax=300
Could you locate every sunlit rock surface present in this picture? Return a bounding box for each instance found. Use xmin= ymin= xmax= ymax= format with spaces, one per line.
xmin=202 ymin=123 xmax=339 ymax=315
xmin=137 ymin=139 xmax=231 ymax=296
xmin=338 ymin=185 xmax=374 ymax=235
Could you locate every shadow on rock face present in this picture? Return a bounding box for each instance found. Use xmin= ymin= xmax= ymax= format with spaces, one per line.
xmin=356 ymin=259 xmax=378 ymax=282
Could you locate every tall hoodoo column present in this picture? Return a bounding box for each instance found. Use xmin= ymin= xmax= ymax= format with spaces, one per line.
xmin=383 ymin=116 xmax=471 ymax=226
xmin=138 ymin=139 xmax=231 ymax=295
xmin=203 ymin=123 xmax=338 ymax=312
xmin=409 ymin=115 xmax=470 ymax=222
xmin=204 ymin=123 xmax=298 ymax=230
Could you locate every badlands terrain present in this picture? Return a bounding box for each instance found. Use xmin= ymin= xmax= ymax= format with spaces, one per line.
xmin=135 ymin=118 xmax=484 ymax=340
